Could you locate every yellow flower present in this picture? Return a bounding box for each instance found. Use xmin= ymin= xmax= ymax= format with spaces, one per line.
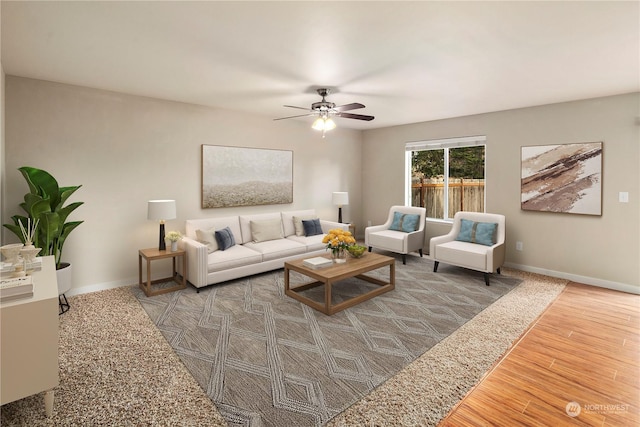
xmin=324 ymin=228 xmax=355 ymax=251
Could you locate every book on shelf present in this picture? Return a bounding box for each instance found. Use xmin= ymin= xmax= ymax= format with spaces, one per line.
xmin=302 ymin=256 xmax=333 ymax=269
xmin=1 ymin=276 xmax=34 ymax=301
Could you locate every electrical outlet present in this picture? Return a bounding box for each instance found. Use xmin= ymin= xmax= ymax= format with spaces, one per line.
xmin=516 ymin=241 xmax=523 ymax=251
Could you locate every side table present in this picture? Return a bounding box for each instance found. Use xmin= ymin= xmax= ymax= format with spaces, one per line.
xmin=138 ymin=248 xmax=187 ymax=297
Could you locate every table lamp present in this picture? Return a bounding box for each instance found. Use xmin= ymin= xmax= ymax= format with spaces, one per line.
xmin=332 ymin=192 xmax=349 ymax=223
xmin=147 ymin=200 xmax=176 ymax=250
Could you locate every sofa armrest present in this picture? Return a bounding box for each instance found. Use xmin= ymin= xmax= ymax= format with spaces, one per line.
xmin=487 ymin=241 xmax=506 ymax=273
xmin=182 ymin=236 xmax=208 ymax=287
xmin=406 ymin=229 xmax=426 ymax=252
xmin=364 ymin=224 xmax=389 ymax=240
xmin=429 ymin=232 xmax=456 ymax=258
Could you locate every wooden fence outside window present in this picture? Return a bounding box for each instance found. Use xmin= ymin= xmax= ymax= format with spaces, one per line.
xmin=412 ymin=177 xmax=485 ymax=218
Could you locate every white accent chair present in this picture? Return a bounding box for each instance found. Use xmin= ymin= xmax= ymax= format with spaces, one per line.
xmin=429 ymin=211 xmax=506 ymax=286
xmin=365 ymin=206 xmax=427 ymax=264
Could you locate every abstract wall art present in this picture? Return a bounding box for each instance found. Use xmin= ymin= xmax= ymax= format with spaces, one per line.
xmin=202 ymin=145 xmax=293 ymax=208
xmin=521 ymin=142 xmax=602 ymax=215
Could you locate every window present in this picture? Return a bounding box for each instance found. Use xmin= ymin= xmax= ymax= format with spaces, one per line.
xmin=405 ymin=136 xmax=486 ymax=220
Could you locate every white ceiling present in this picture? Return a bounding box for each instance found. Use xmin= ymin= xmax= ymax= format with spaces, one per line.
xmin=2 ymin=1 xmax=638 ymax=130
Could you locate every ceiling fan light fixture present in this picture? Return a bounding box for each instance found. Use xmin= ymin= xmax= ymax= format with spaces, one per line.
xmin=312 ymin=117 xmax=336 ymax=131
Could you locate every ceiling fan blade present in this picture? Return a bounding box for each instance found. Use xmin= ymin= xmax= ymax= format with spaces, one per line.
xmin=337 ymin=112 xmax=375 ymax=121
xmin=273 ymin=113 xmax=315 ymax=121
xmin=283 ymin=105 xmax=312 ymax=111
xmin=334 ymin=103 xmax=365 ymax=112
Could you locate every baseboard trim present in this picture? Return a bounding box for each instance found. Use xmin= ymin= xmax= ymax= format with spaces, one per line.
xmin=67 ymin=264 xmax=640 ymax=297
xmin=66 ymin=277 xmax=137 ymax=297
xmin=503 ymin=262 xmax=639 ymax=295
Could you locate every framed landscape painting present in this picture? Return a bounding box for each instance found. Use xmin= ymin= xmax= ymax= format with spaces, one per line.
xmin=521 ymin=142 xmax=602 ymax=215
xmin=202 ymin=145 xmax=293 ymax=208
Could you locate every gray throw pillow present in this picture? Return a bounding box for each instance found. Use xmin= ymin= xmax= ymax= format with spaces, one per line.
xmin=302 ymin=218 xmax=323 ymax=236
xmin=215 ymin=226 xmax=236 ymax=250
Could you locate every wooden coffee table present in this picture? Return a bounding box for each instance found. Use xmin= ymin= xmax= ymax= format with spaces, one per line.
xmin=284 ymin=252 xmax=395 ymax=315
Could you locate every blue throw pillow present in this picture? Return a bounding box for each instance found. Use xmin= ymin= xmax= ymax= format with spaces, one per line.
xmin=389 ymin=212 xmax=421 ymax=233
xmin=215 ymin=226 xmax=236 ymax=250
xmin=302 ymin=218 xmax=323 ymax=236
xmin=456 ymin=219 xmax=497 ymax=246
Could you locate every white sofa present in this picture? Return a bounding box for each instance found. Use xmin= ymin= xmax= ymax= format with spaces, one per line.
xmin=181 ymin=209 xmax=348 ymax=290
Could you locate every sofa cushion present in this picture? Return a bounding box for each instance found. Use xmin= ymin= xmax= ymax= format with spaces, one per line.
xmin=456 ymin=219 xmax=497 ymax=246
xmin=389 ymin=212 xmax=420 ymax=232
xmin=367 ymin=230 xmax=408 ymax=252
xmin=243 ymin=239 xmax=306 ymax=261
xmin=302 ymin=218 xmax=323 ymax=236
xmin=435 ymin=240 xmax=489 ymax=271
xmin=186 ymin=216 xmax=241 ymax=241
xmin=196 ymin=228 xmax=218 ymax=253
xmin=215 ymin=226 xmax=236 ymax=251
xmin=239 ymin=213 xmax=282 ymax=244
xmin=250 ymin=218 xmax=284 ymax=243
xmin=287 ymin=234 xmax=327 ymax=252
xmin=206 ymin=245 xmax=263 ymax=273
xmin=281 ymin=209 xmax=317 ymax=237
xmin=293 ymin=215 xmax=318 ymax=236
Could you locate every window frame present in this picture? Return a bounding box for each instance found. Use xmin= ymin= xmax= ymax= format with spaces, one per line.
xmin=405 ymin=135 xmax=487 ymax=221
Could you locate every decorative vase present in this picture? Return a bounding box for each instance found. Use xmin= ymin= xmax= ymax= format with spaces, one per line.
xmin=331 ymin=248 xmax=347 ymax=264
xmin=170 ymin=241 xmax=178 ymax=252
xmin=20 ymin=246 xmax=41 ymax=264
xmin=1 ymin=243 xmax=24 ymax=265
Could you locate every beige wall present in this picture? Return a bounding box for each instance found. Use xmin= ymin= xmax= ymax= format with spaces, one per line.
xmin=3 ymin=76 xmax=638 ymax=294
xmin=362 ymin=93 xmax=640 ymax=292
xmin=3 ymin=76 xmax=363 ymax=294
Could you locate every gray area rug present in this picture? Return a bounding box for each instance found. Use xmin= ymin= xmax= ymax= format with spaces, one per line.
xmin=135 ymin=254 xmax=521 ymax=426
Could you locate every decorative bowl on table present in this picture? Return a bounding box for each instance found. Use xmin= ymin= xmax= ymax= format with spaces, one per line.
xmin=347 ymin=244 xmax=367 ymax=258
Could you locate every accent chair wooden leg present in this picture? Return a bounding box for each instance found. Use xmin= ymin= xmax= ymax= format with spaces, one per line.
xmin=418 ymin=249 xmax=423 ymax=257
xmin=368 ymin=246 xmax=372 ymax=252
xmin=497 ymin=267 xmax=501 ymax=275
xmin=433 ymin=261 xmax=439 ymax=272
xmin=402 ymin=254 xmax=406 ymax=265
xmin=484 ymin=273 xmax=490 ymax=286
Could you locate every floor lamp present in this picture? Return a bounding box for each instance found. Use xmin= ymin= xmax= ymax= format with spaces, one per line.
xmin=332 ymin=192 xmax=349 ymax=223
xmin=148 ymin=200 xmax=176 ymax=251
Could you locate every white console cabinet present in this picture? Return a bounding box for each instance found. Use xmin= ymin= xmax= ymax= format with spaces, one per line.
xmin=1 ymin=256 xmax=59 ymax=416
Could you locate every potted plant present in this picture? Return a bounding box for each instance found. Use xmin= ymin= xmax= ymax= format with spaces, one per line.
xmin=165 ymin=231 xmax=182 ymax=252
xmin=3 ymin=167 xmax=83 ymax=299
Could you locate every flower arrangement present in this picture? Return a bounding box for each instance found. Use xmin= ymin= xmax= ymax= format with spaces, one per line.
xmin=322 ymin=228 xmax=356 ymax=255
xmin=165 ymin=231 xmax=182 ymax=242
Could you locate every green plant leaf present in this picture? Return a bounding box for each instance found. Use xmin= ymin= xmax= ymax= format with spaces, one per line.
xmin=5 ymin=167 xmax=82 ymax=269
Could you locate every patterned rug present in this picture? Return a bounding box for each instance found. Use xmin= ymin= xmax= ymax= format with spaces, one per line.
xmin=134 ymin=254 xmax=521 ymax=426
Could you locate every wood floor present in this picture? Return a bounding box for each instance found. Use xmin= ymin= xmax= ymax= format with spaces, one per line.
xmin=439 ymin=282 xmax=640 ymax=426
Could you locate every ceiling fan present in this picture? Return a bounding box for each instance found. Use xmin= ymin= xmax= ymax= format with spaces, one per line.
xmin=274 ymin=88 xmax=374 ymax=135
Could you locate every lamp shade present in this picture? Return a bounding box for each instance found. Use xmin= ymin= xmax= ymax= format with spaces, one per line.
xmin=332 ymin=192 xmax=349 ymax=206
xmin=147 ymin=200 xmax=176 ymax=220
